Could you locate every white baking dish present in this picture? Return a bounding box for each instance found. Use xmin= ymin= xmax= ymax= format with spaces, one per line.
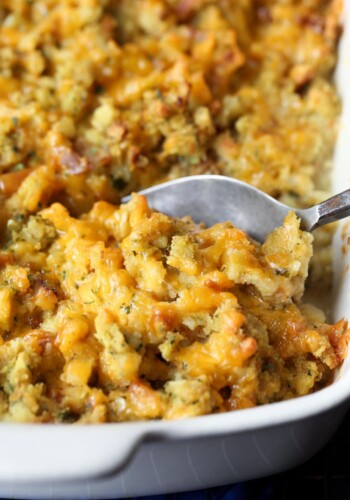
xmin=1 ymin=5 xmax=350 ymax=499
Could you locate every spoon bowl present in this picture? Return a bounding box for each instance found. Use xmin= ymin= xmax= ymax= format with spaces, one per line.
xmin=123 ymin=175 xmax=350 ymax=242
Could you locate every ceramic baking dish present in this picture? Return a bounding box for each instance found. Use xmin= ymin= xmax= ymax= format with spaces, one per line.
xmin=1 ymin=5 xmax=350 ymax=499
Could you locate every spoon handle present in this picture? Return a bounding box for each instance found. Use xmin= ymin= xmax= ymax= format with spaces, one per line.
xmin=300 ymin=189 xmax=350 ymax=231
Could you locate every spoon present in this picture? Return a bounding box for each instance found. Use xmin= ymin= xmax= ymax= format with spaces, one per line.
xmin=122 ymin=175 xmax=350 ymax=242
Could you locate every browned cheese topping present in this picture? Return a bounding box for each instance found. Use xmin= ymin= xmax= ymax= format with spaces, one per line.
xmin=0 ymin=196 xmax=347 ymax=422
xmin=0 ymin=0 xmax=346 ymax=422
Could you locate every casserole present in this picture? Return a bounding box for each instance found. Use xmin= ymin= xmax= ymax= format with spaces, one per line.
xmin=0 ymin=2 xmax=349 ymax=499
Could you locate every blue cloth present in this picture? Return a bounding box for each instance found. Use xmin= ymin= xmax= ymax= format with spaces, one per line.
xmin=137 ymin=479 xmax=278 ymax=500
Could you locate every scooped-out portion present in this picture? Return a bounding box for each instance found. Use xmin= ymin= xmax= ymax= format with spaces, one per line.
xmin=0 ymin=194 xmax=347 ymax=423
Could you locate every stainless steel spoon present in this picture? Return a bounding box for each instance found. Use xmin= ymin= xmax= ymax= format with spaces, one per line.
xmin=122 ymin=175 xmax=350 ymax=242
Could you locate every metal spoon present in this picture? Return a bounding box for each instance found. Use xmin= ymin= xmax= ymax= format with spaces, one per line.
xmin=122 ymin=175 xmax=350 ymax=242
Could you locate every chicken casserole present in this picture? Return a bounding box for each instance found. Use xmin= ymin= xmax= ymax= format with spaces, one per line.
xmin=0 ymin=0 xmax=347 ymax=422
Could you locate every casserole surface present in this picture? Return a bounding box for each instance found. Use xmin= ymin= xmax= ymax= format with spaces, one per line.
xmin=0 ymin=0 xmax=349 ymax=496
xmin=0 ymin=195 xmax=347 ymax=423
xmin=0 ymin=0 xmax=345 ymax=424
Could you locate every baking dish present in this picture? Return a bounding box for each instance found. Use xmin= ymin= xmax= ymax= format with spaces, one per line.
xmin=0 ymin=4 xmax=349 ymax=499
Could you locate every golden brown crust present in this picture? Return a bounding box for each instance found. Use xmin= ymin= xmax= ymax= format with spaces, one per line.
xmin=0 ymin=0 xmax=341 ymax=214
xmin=0 ymin=1 xmax=345 ymax=422
xmin=0 ymin=196 xmax=346 ymax=422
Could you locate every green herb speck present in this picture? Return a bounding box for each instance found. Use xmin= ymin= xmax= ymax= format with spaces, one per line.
xmin=12 ymin=163 xmax=25 ymax=172
xmin=94 ymin=84 xmax=105 ymax=95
